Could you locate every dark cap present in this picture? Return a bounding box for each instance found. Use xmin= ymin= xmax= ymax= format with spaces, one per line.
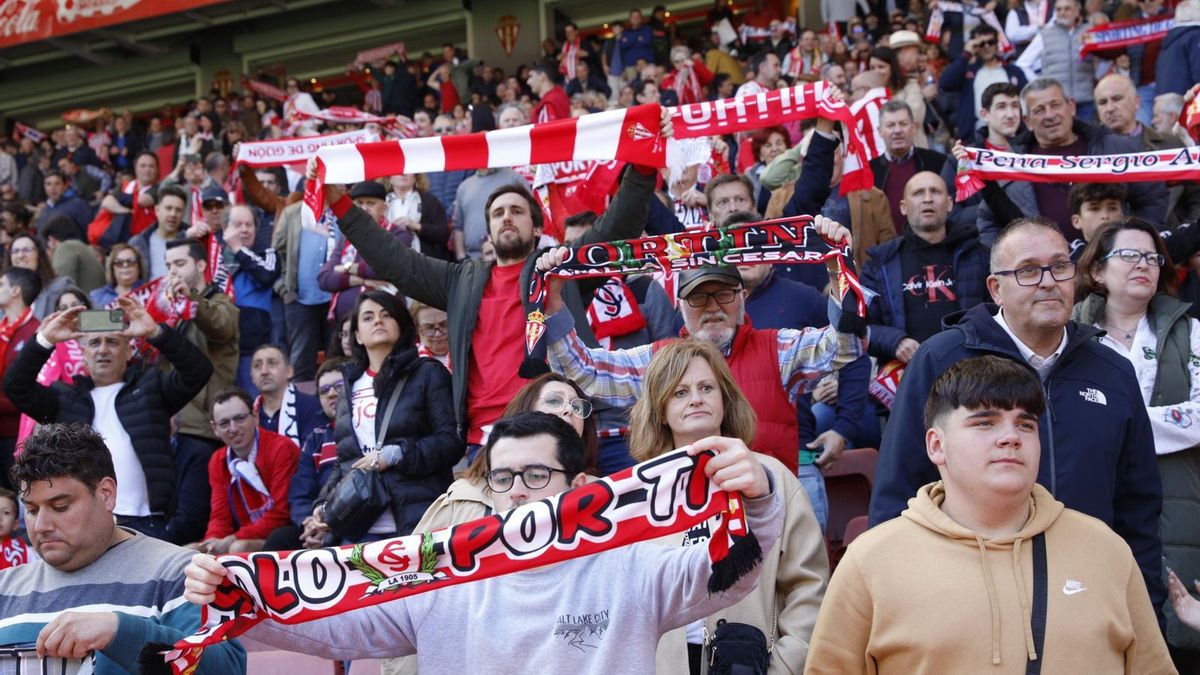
xmin=181 ymin=153 xmax=203 ymax=165
xmin=676 ymin=265 xmax=742 ymax=299
xmin=200 ymin=185 xmax=227 ymax=206
xmin=349 ymin=180 xmax=387 ymax=201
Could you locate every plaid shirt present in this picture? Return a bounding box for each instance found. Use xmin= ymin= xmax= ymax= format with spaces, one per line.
xmin=544 ymin=303 xmax=865 ymax=409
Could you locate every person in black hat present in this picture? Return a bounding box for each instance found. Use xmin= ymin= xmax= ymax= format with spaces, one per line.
xmin=317 ymin=180 xmax=410 ymax=321
xmin=198 ymin=184 xmax=229 ymax=239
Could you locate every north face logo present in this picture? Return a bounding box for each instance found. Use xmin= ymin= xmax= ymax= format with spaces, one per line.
xmin=1079 ymin=388 xmax=1107 ymax=405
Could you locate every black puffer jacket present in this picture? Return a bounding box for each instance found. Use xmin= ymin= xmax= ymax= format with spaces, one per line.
xmin=2 ymin=325 xmax=213 ymax=513
xmin=321 ymin=344 xmax=463 ymax=537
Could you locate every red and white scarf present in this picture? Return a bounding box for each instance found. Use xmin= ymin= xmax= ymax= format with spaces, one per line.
xmin=1184 ymin=95 xmax=1200 ymax=144
xmin=560 ymin=37 xmax=581 ymax=81
xmin=1080 ymin=14 xmax=1174 ymax=57
xmin=0 ymin=308 xmax=32 ymax=348
xmin=243 ymin=79 xmax=288 ymax=102
xmin=355 ymin=42 xmax=407 ymax=68
xmin=12 ymin=122 xmax=45 ymax=144
xmin=0 ymin=535 xmax=31 ymax=570
xmin=291 ymin=106 xmax=402 ymax=127
xmin=234 ymin=130 xmax=379 ymax=169
xmin=158 ymin=447 xmax=758 ymax=673
xmin=851 ymin=87 xmax=891 ymax=161
xmin=127 ymin=277 xmax=198 ymax=327
xmin=785 ymin=46 xmax=823 ymax=79
xmin=955 ymin=146 xmax=1200 ymax=202
xmin=587 ymin=277 xmax=648 ymax=348
xmin=227 ymin=443 xmax=273 ymax=527
xmin=416 ymin=342 xmax=451 ymax=371
xmin=189 ymin=185 xmax=205 ymax=230
xmin=304 ymin=83 xmax=873 ymax=228
xmin=869 ymin=359 xmax=906 ymax=410
xmin=124 ymin=179 xmax=156 ymax=235
xmin=666 ymin=63 xmax=704 ymax=106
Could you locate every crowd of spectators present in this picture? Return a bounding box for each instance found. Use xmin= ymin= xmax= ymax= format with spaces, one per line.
xmin=4 ymin=0 xmax=1200 ymax=672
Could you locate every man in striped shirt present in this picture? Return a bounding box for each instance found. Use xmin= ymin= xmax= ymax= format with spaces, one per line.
xmin=537 ymin=215 xmax=867 ymax=477
xmin=0 ymin=423 xmax=245 ymax=674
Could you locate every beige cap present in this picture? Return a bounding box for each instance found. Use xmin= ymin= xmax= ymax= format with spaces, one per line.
xmin=889 ymin=30 xmax=923 ymax=50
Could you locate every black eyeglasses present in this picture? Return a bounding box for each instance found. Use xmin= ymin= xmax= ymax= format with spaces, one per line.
xmin=683 ymin=287 xmax=741 ymax=308
xmin=318 ymin=381 xmax=344 ymax=396
xmin=486 ymin=465 xmax=571 ymax=493
xmin=1103 ymin=248 xmax=1166 ymax=267
xmin=419 ymin=323 xmax=448 ymax=337
xmin=993 ymin=260 xmax=1077 ymax=286
xmin=977 ymin=39 xmax=997 ymax=47
xmin=214 ymin=412 xmax=252 ymax=430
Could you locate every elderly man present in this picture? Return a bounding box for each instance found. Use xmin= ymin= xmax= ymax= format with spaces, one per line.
xmin=538 ymin=216 xmax=865 ymax=479
xmin=1094 ymin=73 xmax=1200 ymax=227
xmin=870 ymin=217 xmax=1167 ymax=623
xmin=976 ymin=78 xmax=1168 ymax=244
xmin=0 ymin=423 xmax=245 ymax=674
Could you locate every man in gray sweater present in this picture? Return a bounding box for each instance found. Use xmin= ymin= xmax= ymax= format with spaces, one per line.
xmin=186 ymin=411 xmax=783 ymax=672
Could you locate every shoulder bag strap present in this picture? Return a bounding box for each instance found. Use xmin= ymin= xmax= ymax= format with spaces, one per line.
xmin=373 ymin=371 xmax=410 ymax=452
xmin=1026 ymin=532 xmax=1048 ymax=675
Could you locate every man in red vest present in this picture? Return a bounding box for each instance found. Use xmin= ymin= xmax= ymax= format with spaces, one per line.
xmin=537 ymin=216 xmax=865 ymax=477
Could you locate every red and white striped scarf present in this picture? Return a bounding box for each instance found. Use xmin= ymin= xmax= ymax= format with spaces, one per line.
xmin=292 ymin=106 xmax=401 ymax=127
xmin=124 ymin=179 xmax=156 ymax=235
xmin=1080 ymin=14 xmax=1174 ymax=57
xmin=560 ymin=38 xmax=580 ymax=81
xmin=243 ymin=79 xmax=287 ymax=102
xmin=668 ymin=63 xmax=703 ymax=106
xmin=1185 ymin=95 xmax=1200 ymax=143
xmin=304 ymin=83 xmax=873 ymax=228
xmin=785 ymin=46 xmax=823 ymax=79
xmin=955 ymin=146 xmax=1200 ymax=202
xmin=851 ymin=87 xmax=891 ymax=161
xmin=189 ymin=185 xmax=205 ymax=230
xmin=159 ymin=447 xmax=758 ymax=673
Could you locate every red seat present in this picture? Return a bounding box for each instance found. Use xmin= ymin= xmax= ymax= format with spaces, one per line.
xmin=843 ymin=515 xmax=870 ymax=547
xmin=822 ymin=448 xmax=878 ymax=552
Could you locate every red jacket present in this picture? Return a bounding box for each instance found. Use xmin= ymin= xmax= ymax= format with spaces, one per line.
xmin=205 ymin=427 xmax=298 ymax=540
xmin=533 ymin=86 xmax=571 ymax=123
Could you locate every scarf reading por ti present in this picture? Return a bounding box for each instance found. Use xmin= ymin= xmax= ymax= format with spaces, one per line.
xmin=519 ymin=216 xmax=868 ymax=377
xmin=303 ymin=83 xmax=873 ymax=228
xmin=954 ymin=146 xmax=1200 ymax=202
xmin=149 ymin=447 xmax=760 ymax=674
xmin=1080 ymin=14 xmax=1174 ymax=56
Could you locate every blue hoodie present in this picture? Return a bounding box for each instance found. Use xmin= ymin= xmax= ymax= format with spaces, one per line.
xmin=869 ymin=303 xmax=1166 ymax=619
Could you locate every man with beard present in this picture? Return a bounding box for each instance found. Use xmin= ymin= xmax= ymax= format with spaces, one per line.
xmin=869 ymin=217 xmax=1166 ymax=622
xmin=535 ymin=215 xmax=867 ymax=479
xmin=304 ymin=112 xmax=666 ymax=457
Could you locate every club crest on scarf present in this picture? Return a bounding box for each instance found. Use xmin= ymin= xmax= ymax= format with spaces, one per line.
xmin=158 ymin=448 xmax=757 ymax=674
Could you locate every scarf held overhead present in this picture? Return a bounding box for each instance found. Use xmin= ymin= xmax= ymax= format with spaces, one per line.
xmin=1080 ymin=14 xmax=1174 ymax=56
xmin=303 ymin=82 xmax=873 ymax=227
xmin=519 ymin=215 xmax=868 ymax=376
xmin=155 ymin=448 xmax=757 ymax=674
xmin=954 ymin=146 xmax=1200 ymax=201
xmin=234 ymin=130 xmax=380 ymax=169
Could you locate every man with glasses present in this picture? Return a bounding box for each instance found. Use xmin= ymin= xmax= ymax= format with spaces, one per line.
xmin=265 ymin=356 xmax=350 ymax=551
xmin=185 ymin=411 xmax=781 ymax=671
xmin=2 ymin=294 xmax=213 ymax=542
xmin=410 ymin=302 xmax=450 ymax=370
xmin=939 ymin=24 xmax=1027 ymax=140
xmin=870 ymin=216 xmax=1166 ymax=619
xmin=189 ymin=388 xmax=297 ymax=555
xmin=539 ymin=215 xmax=866 ymax=480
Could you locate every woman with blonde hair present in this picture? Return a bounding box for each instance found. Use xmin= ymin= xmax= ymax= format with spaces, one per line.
xmin=630 ymin=338 xmax=826 ymax=675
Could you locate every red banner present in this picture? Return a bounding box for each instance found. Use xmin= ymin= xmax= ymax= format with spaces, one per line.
xmin=0 ymin=0 xmax=235 ymax=50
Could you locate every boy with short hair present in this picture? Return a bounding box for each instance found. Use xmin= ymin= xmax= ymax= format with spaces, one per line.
xmin=1069 ymin=182 xmax=1200 ymax=263
xmin=807 ymin=355 xmax=1173 ymax=674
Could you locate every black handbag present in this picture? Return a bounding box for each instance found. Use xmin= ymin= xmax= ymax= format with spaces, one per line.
xmin=322 ymin=372 xmax=408 ymax=541
xmin=707 ymin=619 xmax=770 ymax=675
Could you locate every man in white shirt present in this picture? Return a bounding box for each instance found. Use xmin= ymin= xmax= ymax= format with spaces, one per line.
xmin=1 ymin=295 xmax=214 ymax=543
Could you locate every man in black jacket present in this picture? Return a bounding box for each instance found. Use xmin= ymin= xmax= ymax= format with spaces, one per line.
xmin=869 ymin=100 xmax=957 ymax=236
xmin=2 ymin=294 xmax=213 ymax=542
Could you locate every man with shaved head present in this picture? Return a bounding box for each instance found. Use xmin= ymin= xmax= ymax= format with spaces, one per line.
xmin=1095 ymin=73 xmax=1200 ymax=227
xmin=859 ymin=172 xmax=989 ymax=365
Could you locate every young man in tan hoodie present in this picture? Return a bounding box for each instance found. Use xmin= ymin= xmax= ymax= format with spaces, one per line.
xmin=806 ymin=355 xmax=1174 ymax=674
